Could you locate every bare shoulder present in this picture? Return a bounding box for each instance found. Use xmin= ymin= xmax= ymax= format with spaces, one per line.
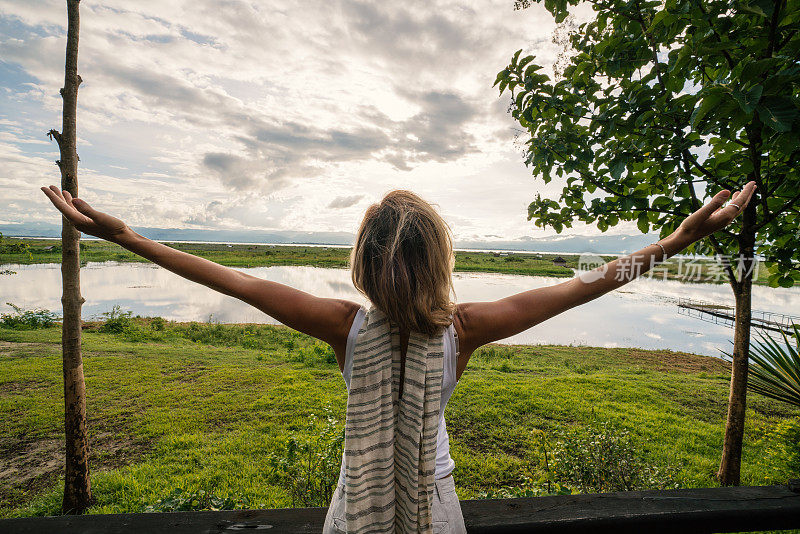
xmin=452 ymin=301 xmax=503 ymax=354
xmin=452 ymin=299 xmax=521 ymax=379
xmin=331 ymin=298 xmax=362 ymax=320
xmin=327 ymin=298 xmax=362 ymax=341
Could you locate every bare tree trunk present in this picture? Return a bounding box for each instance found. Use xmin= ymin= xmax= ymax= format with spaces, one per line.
xmin=717 ymin=206 xmax=757 ymax=486
xmin=49 ymin=0 xmax=92 ymax=513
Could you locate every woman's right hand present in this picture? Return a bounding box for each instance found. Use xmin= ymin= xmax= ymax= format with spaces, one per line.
xmin=41 ymin=185 xmax=130 ymax=242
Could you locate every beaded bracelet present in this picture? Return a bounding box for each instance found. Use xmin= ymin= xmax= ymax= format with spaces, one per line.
xmin=650 ymin=241 xmax=667 ymax=260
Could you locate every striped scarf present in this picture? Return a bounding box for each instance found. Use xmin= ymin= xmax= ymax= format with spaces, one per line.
xmin=343 ymin=305 xmax=445 ymax=534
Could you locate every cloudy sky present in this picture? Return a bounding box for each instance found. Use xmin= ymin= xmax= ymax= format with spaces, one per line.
xmin=0 ymin=0 xmax=618 ymax=243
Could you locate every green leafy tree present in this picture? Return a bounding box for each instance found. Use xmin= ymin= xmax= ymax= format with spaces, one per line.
xmin=496 ymin=0 xmax=799 ymax=485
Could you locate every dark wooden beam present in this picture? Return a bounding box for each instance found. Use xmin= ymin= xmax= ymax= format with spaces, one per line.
xmin=1 ymin=484 xmax=799 ymax=533
xmin=463 ymin=483 xmax=800 ymax=533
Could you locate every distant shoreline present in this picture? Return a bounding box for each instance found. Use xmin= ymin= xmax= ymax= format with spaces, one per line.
xmin=0 ymin=238 xmax=579 ymax=278
xmin=0 ymin=237 xmax=775 ymax=285
xmin=0 ymin=224 xmax=666 ymax=255
xmin=8 ymin=234 xmax=627 ymax=256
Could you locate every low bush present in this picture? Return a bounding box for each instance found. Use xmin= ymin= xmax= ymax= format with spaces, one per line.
xmin=548 ymin=419 xmax=679 ymax=493
xmin=266 ymin=406 xmax=344 ymax=507
xmin=150 ymin=316 xmax=166 ymax=331
xmin=98 ymin=305 xmax=133 ymax=334
xmin=0 ymin=303 xmax=59 ymax=329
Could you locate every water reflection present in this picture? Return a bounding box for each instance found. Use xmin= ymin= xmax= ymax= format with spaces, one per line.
xmin=3 ymin=262 xmax=799 ymax=357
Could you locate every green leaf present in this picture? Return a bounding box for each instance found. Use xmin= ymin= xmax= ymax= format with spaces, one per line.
xmin=757 ymin=96 xmax=799 ymax=133
xmin=512 ymin=49 xmax=523 ymax=67
xmin=493 ymin=69 xmax=509 ymax=87
xmin=637 ymin=212 xmax=649 ymax=233
xmin=648 ymin=9 xmax=670 ymax=30
xmin=734 ymin=0 xmax=769 ymax=18
xmin=690 ymin=90 xmax=724 ymax=130
xmin=741 ymin=57 xmax=783 ymax=83
xmin=732 ymin=84 xmax=763 ymax=114
xmin=634 ymin=109 xmax=656 ymax=128
xmin=524 ymin=63 xmax=543 ymax=78
xmin=610 ymin=159 xmax=626 ymax=180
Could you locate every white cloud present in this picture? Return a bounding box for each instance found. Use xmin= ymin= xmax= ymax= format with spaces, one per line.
xmin=328 ymin=195 xmax=365 ymax=209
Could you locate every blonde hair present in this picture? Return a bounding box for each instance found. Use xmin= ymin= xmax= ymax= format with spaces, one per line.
xmin=351 ymin=190 xmax=456 ymax=336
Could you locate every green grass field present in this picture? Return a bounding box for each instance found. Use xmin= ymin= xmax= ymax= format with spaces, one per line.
xmin=0 ymin=236 xmax=777 ymax=284
xmin=1 ymin=319 xmax=797 ymax=519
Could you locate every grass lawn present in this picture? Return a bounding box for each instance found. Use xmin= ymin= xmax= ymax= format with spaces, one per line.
xmin=1 ymin=319 xmax=798 ymax=519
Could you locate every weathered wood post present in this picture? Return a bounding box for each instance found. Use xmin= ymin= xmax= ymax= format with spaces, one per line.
xmin=47 ymin=0 xmax=92 ymax=513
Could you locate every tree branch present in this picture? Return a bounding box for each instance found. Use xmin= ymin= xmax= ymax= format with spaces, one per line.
xmin=682 ymin=149 xmax=738 ymax=189
xmin=745 ymin=119 xmax=772 ymax=226
xmin=708 ymin=233 xmax=741 ymax=292
xmin=753 ymin=190 xmax=800 ymax=231
xmin=47 ymin=129 xmax=63 ymax=148
xmin=765 ymin=150 xmax=800 ymax=197
xmin=764 ymin=0 xmax=785 ymax=59
xmin=548 ymin=145 xmax=627 ymax=197
xmin=595 ymin=205 xmax=686 ymax=218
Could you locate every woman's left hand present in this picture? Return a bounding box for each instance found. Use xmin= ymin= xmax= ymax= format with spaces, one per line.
xmin=671 ymin=181 xmax=757 ymax=246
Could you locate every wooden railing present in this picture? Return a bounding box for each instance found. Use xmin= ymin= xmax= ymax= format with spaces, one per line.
xmin=2 ymin=482 xmax=799 ymax=533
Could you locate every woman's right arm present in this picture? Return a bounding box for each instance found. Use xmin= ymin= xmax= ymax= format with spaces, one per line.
xmin=452 ymin=182 xmax=756 ymax=379
xmin=41 ymin=186 xmax=360 ymax=366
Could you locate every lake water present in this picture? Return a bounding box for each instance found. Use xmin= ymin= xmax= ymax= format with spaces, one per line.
xmin=2 ymin=262 xmax=799 ymax=357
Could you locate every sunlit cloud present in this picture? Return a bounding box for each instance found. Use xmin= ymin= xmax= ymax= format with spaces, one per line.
xmin=0 ymin=0 xmax=622 ymax=242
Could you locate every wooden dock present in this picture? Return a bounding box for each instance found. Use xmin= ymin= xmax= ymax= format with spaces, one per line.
xmin=677 ymin=298 xmax=799 ymax=335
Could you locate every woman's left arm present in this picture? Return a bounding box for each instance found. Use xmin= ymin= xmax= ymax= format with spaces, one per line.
xmin=453 ymin=181 xmax=757 ymax=373
xmin=41 ymin=186 xmax=360 ymax=360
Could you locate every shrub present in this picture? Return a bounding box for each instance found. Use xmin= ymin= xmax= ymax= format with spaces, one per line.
xmin=98 ymin=305 xmax=133 ymax=333
xmin=549 ymin=419 xmax=678 ymax=493
xmin=150 ymin=316 xmax=166 ymax=331
xmin=0 ymin=236 xmax=29 ymax=254
xmin=1 ymin=303 xmax=59 ymax=329
xmin=267 ymin=406 xmax=344 ymax=507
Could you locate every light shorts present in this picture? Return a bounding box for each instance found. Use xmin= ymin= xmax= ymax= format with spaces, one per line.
xmin=322 ymin=475 xmax=467 ymax=534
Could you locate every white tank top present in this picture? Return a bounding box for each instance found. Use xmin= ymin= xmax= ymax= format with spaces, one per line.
xmin=338 ymin=307 xmax=459 ymax=485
